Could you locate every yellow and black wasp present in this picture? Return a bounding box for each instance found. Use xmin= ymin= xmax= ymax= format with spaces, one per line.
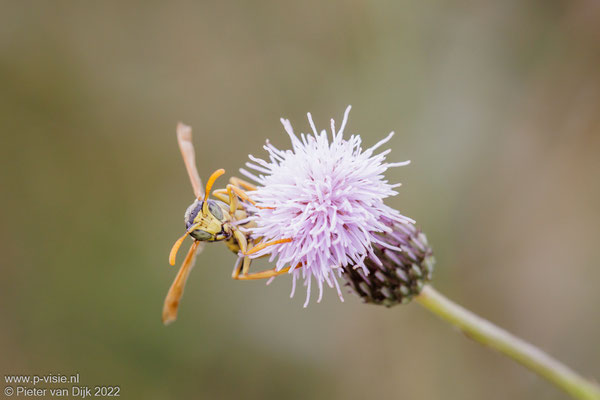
xmin=162 ymin=123 xmax=293 ymax=324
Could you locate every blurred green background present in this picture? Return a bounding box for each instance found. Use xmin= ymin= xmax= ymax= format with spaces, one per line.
xmin=1 ymin=1 xmax=599 ymax=399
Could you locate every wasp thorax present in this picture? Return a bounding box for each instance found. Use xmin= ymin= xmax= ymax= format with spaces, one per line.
xmin=184 ymin=199 xmax=227 ymax=241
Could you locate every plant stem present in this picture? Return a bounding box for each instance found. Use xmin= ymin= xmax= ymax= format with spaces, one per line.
xmin=415 ymin=284 xmax=600 ymax=400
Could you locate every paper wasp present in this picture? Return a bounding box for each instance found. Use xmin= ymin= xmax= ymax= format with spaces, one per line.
xmin=162 ymin=123 xmax=294 ymax=325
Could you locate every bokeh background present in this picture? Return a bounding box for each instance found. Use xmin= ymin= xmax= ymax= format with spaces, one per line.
xmin=1 ymin=1 xmax=599 ymax=399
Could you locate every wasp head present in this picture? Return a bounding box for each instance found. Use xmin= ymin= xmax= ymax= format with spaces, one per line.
xmin=184 ymin=199 xmax=230 ymax=242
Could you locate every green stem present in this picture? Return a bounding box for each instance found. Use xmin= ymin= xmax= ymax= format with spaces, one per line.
xmin=415 ymin=284 xmax=600 ymax=400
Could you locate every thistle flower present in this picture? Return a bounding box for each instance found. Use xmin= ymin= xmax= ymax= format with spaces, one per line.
xmin=233 ymin=108 xmax=600 ymax=400
xmin=240 ymin=106 xmax=413 ymax=306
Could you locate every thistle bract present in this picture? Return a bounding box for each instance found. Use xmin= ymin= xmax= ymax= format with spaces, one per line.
xmin=342 ymin=218 xmax=434 ymax=306
xmin=241 ymin=106 xmax=413 ymax=306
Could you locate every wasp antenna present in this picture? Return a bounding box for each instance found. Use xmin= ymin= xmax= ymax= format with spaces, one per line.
xmin=169 ymin=232 xmax=189 ymax=266
xmin=201 ymin=168 xmax=225 ymax=215
xmin=169 ymin=221 xmax=205 ymax=265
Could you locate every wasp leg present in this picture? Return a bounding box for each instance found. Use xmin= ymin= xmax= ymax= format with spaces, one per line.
xmin=210 ymin=189 xmax=229 ymax=204
xmin=231 ymin=256 xmax=243 ymax=278
xmin=226 ymin=184 xmax=242 ymax=215
xmin=227 ymin=184 xmax=275 ymax=210
xmin=243 ymin=238 xmax=292 ymax=256
xmin=212 ymin=185 xmax=256 ymax=215
xmin=213 ymin=184 xmax=246 ymax=215
xmin=233 ymin=264 xmax=303 ymax=280
xmin=229 ymin=177 xmax=257 ymax=191
xmin=232 ymin=229 xmax=300 ymax=280
xmin=232 ymin=228 xmax=254 ymax=276
xmin=228 ymin=184 xmax=254 ymax=206
xmin=212 ymin=188 xmax=245 ymax=213
xmin=231 ymin=256 xmax=255 ymax=279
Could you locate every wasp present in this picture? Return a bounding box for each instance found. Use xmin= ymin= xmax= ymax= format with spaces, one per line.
xmin=162 ymin=123 xmax=294 ymax=325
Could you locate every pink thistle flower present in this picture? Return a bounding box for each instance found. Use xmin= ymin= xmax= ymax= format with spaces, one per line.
xmin=240 ymin=106 xmax=413 ymax=307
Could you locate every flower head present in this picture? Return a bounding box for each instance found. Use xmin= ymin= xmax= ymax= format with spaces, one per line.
xmin=342 ymin=217 xmax=434 ymax=306
xmin=240 ymin=106 xmax=413 ymax=306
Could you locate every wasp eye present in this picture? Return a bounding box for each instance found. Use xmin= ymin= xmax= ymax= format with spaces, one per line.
xmin=207 ymin=200 xmax=223 ymax=220
xmin=184 ymin=201 xmax=203 ymax=229
xmin=190 ymin=229 xmax=212 ymax=241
